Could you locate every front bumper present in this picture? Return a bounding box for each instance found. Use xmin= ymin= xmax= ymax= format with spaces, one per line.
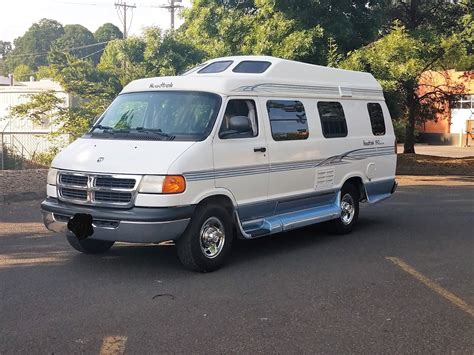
xmin=41 ymin=198 xmax=194 ymax=243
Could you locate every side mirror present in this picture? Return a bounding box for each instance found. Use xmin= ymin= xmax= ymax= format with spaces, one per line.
xmin=228 ymin=116 xmax=251 ymax=133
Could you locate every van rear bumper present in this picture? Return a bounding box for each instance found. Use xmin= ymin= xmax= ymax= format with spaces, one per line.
xmin=41 ymin=198 xmax=193 ymax=243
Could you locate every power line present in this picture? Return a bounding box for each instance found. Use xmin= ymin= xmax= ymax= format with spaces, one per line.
xmin=79 ymin=47 xmax=106 ymax=60
xmin=115 ymin=1 xmax=136 ymax=39
xmin=5 ymin=41 xmax=112 ymax=59
xmin=14 ymin=47 xmax=107 ymax=79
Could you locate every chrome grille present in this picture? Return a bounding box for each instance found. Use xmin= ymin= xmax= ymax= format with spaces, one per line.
xmin=59 ymin=174 xmax=88 ymax=186
xmin=57 ymin=171 xmax=141 ymax=207
xmin=95 ymin=191 xmax=132 ymax=203
xmin=61 ymin=188 xmax=87 ymax=201
xmin=95 ymin=177 xmax=136 ymax=189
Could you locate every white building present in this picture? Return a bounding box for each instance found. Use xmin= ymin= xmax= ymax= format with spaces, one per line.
xmin=0 ymin=79 xmax=71 ymax=161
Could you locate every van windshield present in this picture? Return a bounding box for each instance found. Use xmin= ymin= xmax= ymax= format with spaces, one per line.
xmin=89 ymin=91 xmax=222 ymax=141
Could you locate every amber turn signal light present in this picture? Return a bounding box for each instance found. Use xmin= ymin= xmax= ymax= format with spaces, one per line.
xmin=162 ymin=175 xmax=186 ymax=194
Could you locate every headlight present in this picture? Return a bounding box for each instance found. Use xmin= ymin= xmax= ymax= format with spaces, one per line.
xmin=138 ymin=175 xmax=186 ymax=194
xmin=139 ymin=175 xmax=165 ymax=193
xmin=47 ymin=168 xmax=59 ymax=185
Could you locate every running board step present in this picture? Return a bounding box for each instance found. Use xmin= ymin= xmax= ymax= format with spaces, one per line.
xmin=242 ymin=204 xmax=341 ymax=238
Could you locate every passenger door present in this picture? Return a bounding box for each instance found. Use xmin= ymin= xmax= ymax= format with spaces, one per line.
xmin=212 ymin=97 xmax=271 ymax=221
xmin=261 ymin=98 xmax=318 ymax=205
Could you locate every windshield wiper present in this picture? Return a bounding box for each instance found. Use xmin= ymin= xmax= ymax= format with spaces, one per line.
xmin=90 ymin=124 xmax=114 ymax=132
xmin=135 ymin=127 xmax=175 ymax=140
xmin=90 ymin=125 xmax=131 ymax=134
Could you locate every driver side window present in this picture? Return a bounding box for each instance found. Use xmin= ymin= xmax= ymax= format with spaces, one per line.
xmin=219 ymin=99 xmax=258 ymax=139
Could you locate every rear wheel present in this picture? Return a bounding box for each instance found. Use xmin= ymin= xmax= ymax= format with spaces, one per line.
xmin=176 ymin=203 xmax=233 ymax=272
xmin=330 ymin=183 xmax=359 ymax=234
xmin=66 ymin=233 xmax=114 ymax=254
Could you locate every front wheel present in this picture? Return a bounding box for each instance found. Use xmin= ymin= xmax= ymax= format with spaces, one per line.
xmin=66 ymin=233 xmax=115 ymax=254
xmin=176 ymin=204 xmax=233 ymax=272
xmin=330 ymin=183 xmax=359 ymax=235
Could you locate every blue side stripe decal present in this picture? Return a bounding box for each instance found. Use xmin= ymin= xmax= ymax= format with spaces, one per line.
xmin=184 ymin=146 xmax=395 ymax=181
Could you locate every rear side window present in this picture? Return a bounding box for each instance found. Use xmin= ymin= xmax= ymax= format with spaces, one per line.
xmin=233 ymin=61 xmax=271 ymax=73
xmin=317 ymin=101 xmax=348 ymax=138
xmin=266 ymin=100 xmax=309 ymax=141
xmin=367 ymin=103 xmax=386 ymax=135
xmin=198 ymin=61 xmax=233 ymax=74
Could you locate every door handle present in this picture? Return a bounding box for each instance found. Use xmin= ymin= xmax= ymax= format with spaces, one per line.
xmin=253 ymin=147 xmax=267 ymax=153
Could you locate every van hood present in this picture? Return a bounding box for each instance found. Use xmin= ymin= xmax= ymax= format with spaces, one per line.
xmin=52 ymin=138 xmax=195 ymax=175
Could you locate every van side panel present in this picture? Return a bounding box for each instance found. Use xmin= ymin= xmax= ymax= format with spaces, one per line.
xmin=236 ymin=96 xmax=396 ymax=236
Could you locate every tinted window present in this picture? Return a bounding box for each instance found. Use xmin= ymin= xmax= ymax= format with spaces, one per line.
xmin=219 ymin=99 xmax=258 ymax=139
xmin=267 ymin=100 xmax=309 ymax=141
xmin=233 ymin=61 xmax=271 ymax=73
xmin=181 ymin=63 xmax=206 ymax=75
xmin=198 ymin=61 xmax=233 ymax=74
xmin=317 ymin=101 xmax=348 ymax=138
xmin=367 ymin=103 xmax=386 ymax=135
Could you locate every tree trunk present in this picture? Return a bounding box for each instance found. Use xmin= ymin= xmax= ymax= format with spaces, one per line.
xmin=404 ymin=116 xmax=416 ymax=154
xmin=404 ymin=89 xmax=416 ymax=154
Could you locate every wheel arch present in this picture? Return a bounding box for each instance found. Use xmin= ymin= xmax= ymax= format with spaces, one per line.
xmin=341 ymin=175 xmax=367 ymax=202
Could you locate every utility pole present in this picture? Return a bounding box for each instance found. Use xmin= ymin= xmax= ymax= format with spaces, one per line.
xmin=115 ymin=1 xmax=136 ymax=39
xmin=160 ymin=0 xmax=183 ymax=30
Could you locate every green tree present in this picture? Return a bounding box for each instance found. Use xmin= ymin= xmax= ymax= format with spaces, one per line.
xmin=13 ymin=64 xmax=33 ymax=81
xmin=94 ymin=23 xmax=124 ymax=63
xmin=10 ymin=55 xmax=122 ymax=142
xmin=326 ymin=37 xmax=343 ymax=68
xmin=97 ymin=37 xmax=146 ymax=86
xmin=180 ymin=0 xmax=323 ymax=61
xmin=273 ymin=0 xmax=387 ymax=55
xmin=385 ymin=0 xmax=470 ymax=35
xmin=5 ymin=19 xmax=64 ymax=70
xmin=0 ymin=41 xmax=12 ymax=57
xmin=341 ymin=23 xmax=470 ymax=154
xmin=51 ymin=24 xmax=97 ymax=62
xmin=144 ymin=28 xmax=206 ymax=76
xmin=94 ymin=23 xmax=123 ymax=42
xmin=36 ymin=65 xmax=58 ymax=80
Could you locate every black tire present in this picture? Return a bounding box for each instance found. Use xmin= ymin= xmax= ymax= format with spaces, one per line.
xmin=176 ymin=203 xmax=233 ymax=272
xmin=66 ymin=233 xmax=115 ymax=254
xmin=330 ymin=183 xmax=360 ymax=235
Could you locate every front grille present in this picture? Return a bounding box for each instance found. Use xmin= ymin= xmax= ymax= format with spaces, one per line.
xmin=95 ymin=191 xmax=132 ymax=203
xmin=60 ymin=174 xmax=88 ymax=186
xmin=57 ymin=172 xmax=140 ymax=207
xmin=95 ymin=177 xmax=135 ymax=189
xmin=60 ymin=187 xmax=87 ymax=200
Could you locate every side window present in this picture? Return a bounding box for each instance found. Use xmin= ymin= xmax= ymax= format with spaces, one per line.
xmin=219 ymin=99 xmax=258 ymax=139
xmin=367 ymin=103 xmax=386 ymax=136
xmin=266 ymin=100 xmax=309 ymax=141
xmin=198 ymin=61 xmax=233 ymax=74
xmin=317 ymin=101 xmax=348 ymax=138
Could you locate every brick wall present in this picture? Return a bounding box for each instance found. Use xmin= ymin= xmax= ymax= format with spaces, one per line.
xmin=0 ymin=169 xmax=48 ymax=203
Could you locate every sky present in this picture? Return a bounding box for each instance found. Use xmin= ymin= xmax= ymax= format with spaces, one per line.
xmin=0 ymin=0 xmax=192 ymax=43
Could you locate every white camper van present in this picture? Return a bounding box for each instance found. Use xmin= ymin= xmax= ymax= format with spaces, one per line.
xmin=41 ymin=56 xmax=397 ymax=271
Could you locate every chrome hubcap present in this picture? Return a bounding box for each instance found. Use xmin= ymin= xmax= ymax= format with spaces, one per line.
xmin=340 ymin=193 xmax=355 ymax=225
xmin=199 ymin=217 xmax=225 ymax=259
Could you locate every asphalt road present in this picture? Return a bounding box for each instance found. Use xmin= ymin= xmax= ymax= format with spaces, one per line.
xmin=0 ymin=177 xmax=473 ymax=354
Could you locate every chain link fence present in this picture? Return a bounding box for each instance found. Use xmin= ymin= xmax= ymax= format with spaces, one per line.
xmin=0 ymin=132 xmax=69 ymax=170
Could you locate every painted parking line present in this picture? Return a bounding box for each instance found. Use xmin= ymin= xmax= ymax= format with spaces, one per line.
xmin=99 ymin=336 xmax=128 ymax=355
xmin=386 ymin=257 xmax=474 ymax=317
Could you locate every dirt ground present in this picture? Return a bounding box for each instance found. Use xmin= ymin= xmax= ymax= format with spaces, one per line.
xmin=397 ymin=154 xmax=474 ymax=176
